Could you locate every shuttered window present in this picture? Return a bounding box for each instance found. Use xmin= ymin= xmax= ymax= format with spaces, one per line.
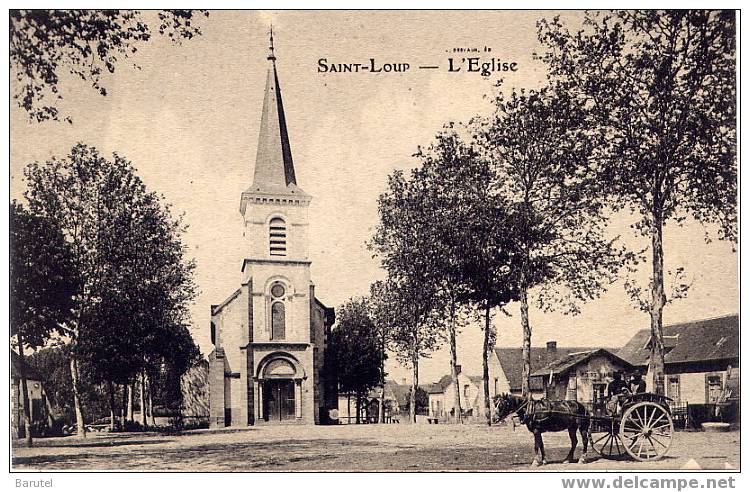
xmin=269 ymin=217 xmax=287 ymax=256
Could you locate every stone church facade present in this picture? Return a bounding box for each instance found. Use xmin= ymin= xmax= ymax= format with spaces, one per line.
xmin=209 ymin=36 xmax=336 ymax=427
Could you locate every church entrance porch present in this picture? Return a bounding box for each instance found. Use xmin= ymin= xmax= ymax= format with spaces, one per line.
xmin=263 ymin=380 xmax=296 ymax=422
xmin=254 ymin=352 xmax=307 ymax=424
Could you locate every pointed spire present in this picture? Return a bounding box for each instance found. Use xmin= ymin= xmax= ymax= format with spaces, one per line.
xmin=248 ymin=28 xmax=300 ymax=196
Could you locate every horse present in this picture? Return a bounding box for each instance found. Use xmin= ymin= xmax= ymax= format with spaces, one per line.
xmin=494 ymin=393 xmax=591 ymax=466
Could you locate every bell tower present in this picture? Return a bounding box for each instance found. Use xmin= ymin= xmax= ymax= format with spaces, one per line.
xmin=210 ymin=30 xmax=333 ymax=428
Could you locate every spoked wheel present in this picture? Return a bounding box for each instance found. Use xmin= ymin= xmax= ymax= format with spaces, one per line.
xmin=590 ymin=420 xmax=626 ymax=458
xmin=619 ymin=402 xmax=674 ymax=461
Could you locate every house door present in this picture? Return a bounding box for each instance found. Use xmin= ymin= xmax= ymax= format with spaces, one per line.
xmin=264 ymin=380 xmax=296 ymax=421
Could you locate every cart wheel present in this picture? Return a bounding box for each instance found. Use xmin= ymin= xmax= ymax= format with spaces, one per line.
xmin=620 ymin=402 xmax=674 ymax=461
xmin=590 ymin=421 xmax=626 ymax=458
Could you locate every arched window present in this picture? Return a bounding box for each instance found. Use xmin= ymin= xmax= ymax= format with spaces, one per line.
xmin=271 ymin=302 xmax=286 ymax=340
xmin=269 ymin=217 xmax=287 ymax=256
xmin=270 ymin=282 xmax=286 ymax=340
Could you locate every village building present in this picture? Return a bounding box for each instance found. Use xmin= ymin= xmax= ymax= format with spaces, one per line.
xmin=530 ymin=348 xmax=636 ymax=402
xmin=208 ymin=36 xmax=336 ymax=427
xmin=427 ymin=369 xmax=485 ymax=421
xmin=616 ymin=314 xmax=739 ymax=408
xmin=492 ymin=342 xmax=603 ymax=398
xmin=11 ymin=351 xmax=52 ymax=438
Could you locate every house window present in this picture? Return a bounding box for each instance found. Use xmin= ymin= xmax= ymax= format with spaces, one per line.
xmin=667 ymin=375 xmax=681 ymax=403
xmin=706 ymin=374 xmax=723 ymax=403
xmin=494 ymin=378 xmax=500 ymax=396
xmin=463 ymin=384 xmax=470 ymax=398
xmin=269 ymin=217 xmax=287 ymax=256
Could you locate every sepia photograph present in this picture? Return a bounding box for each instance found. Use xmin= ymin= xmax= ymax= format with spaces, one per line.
xmin=7 ymin=6 xmax=740 ymax=477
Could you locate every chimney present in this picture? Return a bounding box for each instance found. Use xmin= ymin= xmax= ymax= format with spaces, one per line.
xmin=455 ymin=365 xmax=462 ymax=375
xmin=547 ymin=341 xmax=558 ymax=358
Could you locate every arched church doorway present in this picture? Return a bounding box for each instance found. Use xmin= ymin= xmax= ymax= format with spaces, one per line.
xmin=259 ymin=356 xmax=302 ymax=422
xmin=263 ymin=379 xmax=295 ymax=421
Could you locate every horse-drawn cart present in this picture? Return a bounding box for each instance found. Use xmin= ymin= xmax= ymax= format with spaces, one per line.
xmin=589 ymin=392 xmax=674 ymax=462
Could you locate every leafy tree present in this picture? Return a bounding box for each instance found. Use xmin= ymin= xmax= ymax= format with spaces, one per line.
xmin=538 ymin=10 xmax=737 ymax=393
xmin=368 ymin=281 xmax=395 ymax=423
xmin=481 ymin=86 xmax=627 ymax=397
xmin=408 ymin=127 xmax=521 ymax=425
xmin=329 ymin=298 xmax=382 ymax=423
xmin=10 ymin=201 xmax=78 ymax=445
xmin=23 ymin=143 xmax=198 ymax=434
xmin=407 ymin=131 xmax=482 ymax=423
xmin=370 ymin=170 xmax=444 ymax=423
xmin=9 ymin=9 xmax=208 ymax=123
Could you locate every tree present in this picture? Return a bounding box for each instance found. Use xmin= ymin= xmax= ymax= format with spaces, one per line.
xmin=10 ymin=201 xmax=78 ymax=445
xmin=446 ymin=129 xmax=520 ymax=426
xmin=370 ymin=170 xmax=444 ymax=423
xmin=538 ymin=10 xmax=737 ymax=394
xmin=9 ymin=9 xmax=208 ymax=123
xmin=329 ymin=298 xmax=382 ymax=423
xmin=406 ymin=130 xmax=483 ymax=423
xmin=481 ymin=86 xmax=627 ymax=397
xmin=23 ymin=143 xmax=198 ymax=435
xmin=368 ymin=281 xmax=395 ymax=423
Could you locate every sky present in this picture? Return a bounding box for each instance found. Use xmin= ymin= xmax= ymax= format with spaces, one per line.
xmin=9 ymin=11 xmax=738 ymax=385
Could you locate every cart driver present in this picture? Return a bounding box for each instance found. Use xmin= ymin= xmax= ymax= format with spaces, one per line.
xmin=629 ymin=371 xmax=646 ymax=394
xmin=606 ymin=371 xmax=630 ymax=413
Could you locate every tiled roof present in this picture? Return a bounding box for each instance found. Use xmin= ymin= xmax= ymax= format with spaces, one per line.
xmin=617 ymin=314 xmax=739 ymax=367
xmin=530 ymin=349 xmax=635 ymax=378
xmin=494 ymin=346 xmax=601 ymax=391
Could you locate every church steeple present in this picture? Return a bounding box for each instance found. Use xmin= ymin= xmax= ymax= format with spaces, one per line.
xmin=247 ymin=29 xmax=301 ymax=197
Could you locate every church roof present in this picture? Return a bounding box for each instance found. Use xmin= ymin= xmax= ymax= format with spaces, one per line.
xmin=245 ymin=33 xmax=309 ymax=201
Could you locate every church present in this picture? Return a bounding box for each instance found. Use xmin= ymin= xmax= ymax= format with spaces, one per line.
xmin=208 ymin=35 xmax=337 ymax=427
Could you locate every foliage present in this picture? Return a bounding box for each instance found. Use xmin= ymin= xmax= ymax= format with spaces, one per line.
xmin=329 ymin=298 xmax=382 ymax=398
xmin=537 ymin=10 xmax=737 ymax=393
xmin=9 ymin=9 xmax=209 ymax=123
xmin=23 ymin=143 xmax=199 ymax=430
xmin=483 ymin=86 xmax=626 ymax=315
xmin=10 ymin=201 xmax=78 ymax=348
xmin=479 ymin=85 xmax=630 ymax=395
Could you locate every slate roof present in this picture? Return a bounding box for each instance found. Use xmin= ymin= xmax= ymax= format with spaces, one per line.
xmin=10 ymin=350 xmax=45 ymax=382
xmin=494 ymin=346 xmax=601 ymax=391
xmin=530 ymin=348 xmax=635 ymax=378
xmin=616 ymin=314 xmax=739 ymax=367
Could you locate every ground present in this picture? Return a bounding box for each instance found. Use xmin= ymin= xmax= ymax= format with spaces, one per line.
xmin=12 ymin=424 xmax=739 ymax=471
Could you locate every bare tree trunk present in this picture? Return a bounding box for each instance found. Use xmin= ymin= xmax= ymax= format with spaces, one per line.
xmin=107 ymin=380 xmax=116 ymax=432
xmin=448 ymin=301 xmax=462 ymax=423
xmin=127 ymin=383 xmax=134 ymax=421
xmin=379 ymin=385 xmax=386 ymax=424
xmin=139 ymin=372 xmax=147 ymax=427
xmin=482 ymin=302 xmax=492 ymax=426
xmin=355 ymin=389 xmax=362 ymax=424
xmin=17 ymin=335 xmax=33 ymax=447
xmin=120 ymin=383 xmax=127 ymax=428
xmin=410 ymin=352 xmax=418 ymax=424
xmin=378 ymin=332 xmax=386 ymax=423
xmin=649 ymin=210 xmax=667 ymax=395
xmin=69 ymin=354 xmax=86 ymax=437
xmin=147 ymin=375 xmax=156 ymax=427
xmin=520 ymin=281 xmax=532 ymax=399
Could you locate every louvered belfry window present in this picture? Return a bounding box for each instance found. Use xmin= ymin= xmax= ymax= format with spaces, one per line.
xmin=269 ymin=217 xmax=287 ymax=256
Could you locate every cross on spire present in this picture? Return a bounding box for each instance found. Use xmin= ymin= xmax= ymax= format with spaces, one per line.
xmin=268 ymin=25 xmax=276 ymax=61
